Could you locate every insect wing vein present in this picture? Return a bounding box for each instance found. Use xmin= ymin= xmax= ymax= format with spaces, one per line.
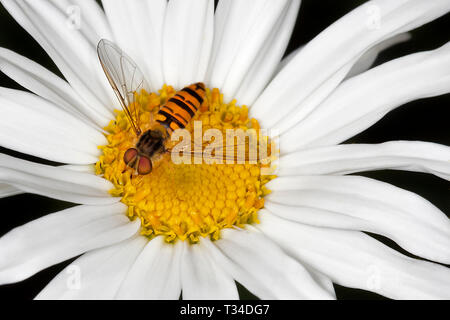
xmin=97 ymin=39 xmax=150 ymax=136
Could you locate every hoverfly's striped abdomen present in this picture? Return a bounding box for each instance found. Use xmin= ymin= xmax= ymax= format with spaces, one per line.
xmin=156 ymin=82 xmax=205 ymax=132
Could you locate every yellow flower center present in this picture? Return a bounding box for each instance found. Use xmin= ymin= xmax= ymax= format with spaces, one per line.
xmin=95 ymin=85 xmax=275 ymax=243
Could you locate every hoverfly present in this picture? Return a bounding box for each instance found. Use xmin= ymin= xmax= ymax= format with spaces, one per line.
xmin=97 ymin=39 xmax=206 ymax=175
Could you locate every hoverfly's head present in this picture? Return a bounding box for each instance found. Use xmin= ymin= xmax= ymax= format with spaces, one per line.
xmin=123 ymin=148 xmax=152 ymax=175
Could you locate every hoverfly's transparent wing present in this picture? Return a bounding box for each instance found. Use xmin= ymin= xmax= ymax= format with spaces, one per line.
xmin=166 ymin=139 xmax=272 ymax=163
xmin=97 ymin=39 xmax=150 ymax=136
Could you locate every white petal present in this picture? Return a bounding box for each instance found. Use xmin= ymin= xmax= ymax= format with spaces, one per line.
xmin=0 ymin=48 xmax=111 ymax=127
xmin=275 ymin=46 xmax=302 ymax=76
xmin=162 ymin=0 xmax=213 ymax=89
xmin=0 ymin=183 xmax=21 ymax=198
xmin=203 ymin=227 xmax=334 ymax=299
xmin=281 ymin=42 xmax=450 ymax=152
xmin=102 ymin=0 xmax=166 ymax=91
xmin=258 ymin=212 xmax=450 ymax=299
xmin=0 ymin=88 xmax=106 ymax=164
xmin=251 ymin=0 xmax=450 ymax=129
xmin=234 ymin=0 xmax=301 ymax=106
xmin=277 ymin=32 xmax=409 ymax=80
xmin=277 ymin=59 xmax=358 ymax=136
xmin=279 ymin=141 xmax=450 ymax=180
xmin=61 ymin=164 xmax=95 ymax=174
xmin=116 ymin=236 xmax=183 ymax=299
xmin=181 ymin=238 xmax=238 ymax=300
xmin=308 ymin=269 xmax=336 ymax=299
xmin=1 ymin=0 xmax=116 ymax=113
xmin=0 ymin=153 xmax=117 ymax=205
xmin=207 ymin=0 xmax=290 ymax=102
xmin=346 ymin=33 xmax=411 ymax=79
xmin=266 ymin=175 xmax=450 ymax=264
xmin=0 ymin=203 xmax=140 ymax=285
xmin=36 ymin=236 xmax=147 ymax=300
xmin=52 ymin=0 xmax=113 ymax=46
xmin=0 ymin=164 xmax=94 ymax=199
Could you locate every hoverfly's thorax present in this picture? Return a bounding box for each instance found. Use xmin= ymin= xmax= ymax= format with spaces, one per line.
xmin=136 ymin=129 xmax=165 ymax=158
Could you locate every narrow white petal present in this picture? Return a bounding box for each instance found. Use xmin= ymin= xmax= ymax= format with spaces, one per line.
xmin=52 ymin=0 xmax=113 ymax=46
xmin=0 ymin=88 xmax=106 ymax=164
xmin=203 ymin=227 xmax=334 ymax=299
xmin=207 ymin=0 xmax=290 ymax=102
xmin=102 ymin=0 xmax=166 ymax=91
xmin=116 ymin=236 xmax=183 ymax=299
xmin=234 ymin=0 xmax=301 ymax=106
xmin=36 ymin=236 xmax=147 ymax=300
xmin=275 ymin=46 xmax=302 ymax=76
xmin=0 ymin=203 xmax=140 ymax=285
xmin=276 ymin=58 xmax=358 ymax=136
xmin=281 ymin=42 xmax=450 ymax=152
xmin=0 ymin=164 xmax=94 ymax=199
xmin=0 ymin=154 xmax=117 ymax=205
xmin=277 ymin=32 xmax=406 ymax=79
xmin=182 ymin=238 xmax=238 ymax=300
xmin=0 ymin=183 xmax=21 ymax=198
xmin=0 ymin=48 xmax=110 ymax=127
xmin=258 ymin=212 xmax=450 ymax=299
xmin=279 ymin=36 xmax=400 ymax=80
xmin=1 ymin=0 xmax=116 ymax=113
xmin=162 ymin=0 xmax=213 ymax=89
xmin=308 ymin=269 xmax=336 ymax=299
xmin=195 ymin=0 xmax=214 ymax=84
xmin=346 ymin=33 xmax=411 ymax=78
xmin=61 ymin=164 xmax=95 ymax=174
xmin=251 ymin=0 xmax=450 ymax=129
xmin=279 ymin=141 xmax=450 ymax=180
xmin=266 ymin=175 xmax=450 ymax=264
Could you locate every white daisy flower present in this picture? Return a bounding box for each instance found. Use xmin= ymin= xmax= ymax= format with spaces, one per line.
xmin=0 ymin=0 xmax=449 ymax=300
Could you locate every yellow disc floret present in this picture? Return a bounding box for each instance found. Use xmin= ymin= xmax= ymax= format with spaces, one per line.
xmin=96 ymin=85 xmax=275 ymax=243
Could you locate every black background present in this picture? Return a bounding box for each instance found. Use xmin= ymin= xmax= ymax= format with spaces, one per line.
xmin=0 ymin=0 xmax=448 ymax=300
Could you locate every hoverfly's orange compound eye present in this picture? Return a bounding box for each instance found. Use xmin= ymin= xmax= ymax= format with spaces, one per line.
xmin=123 ymin=148 xmax=138 ymax=165
xmin=137 ymin=156 xmax=152 ymax=175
